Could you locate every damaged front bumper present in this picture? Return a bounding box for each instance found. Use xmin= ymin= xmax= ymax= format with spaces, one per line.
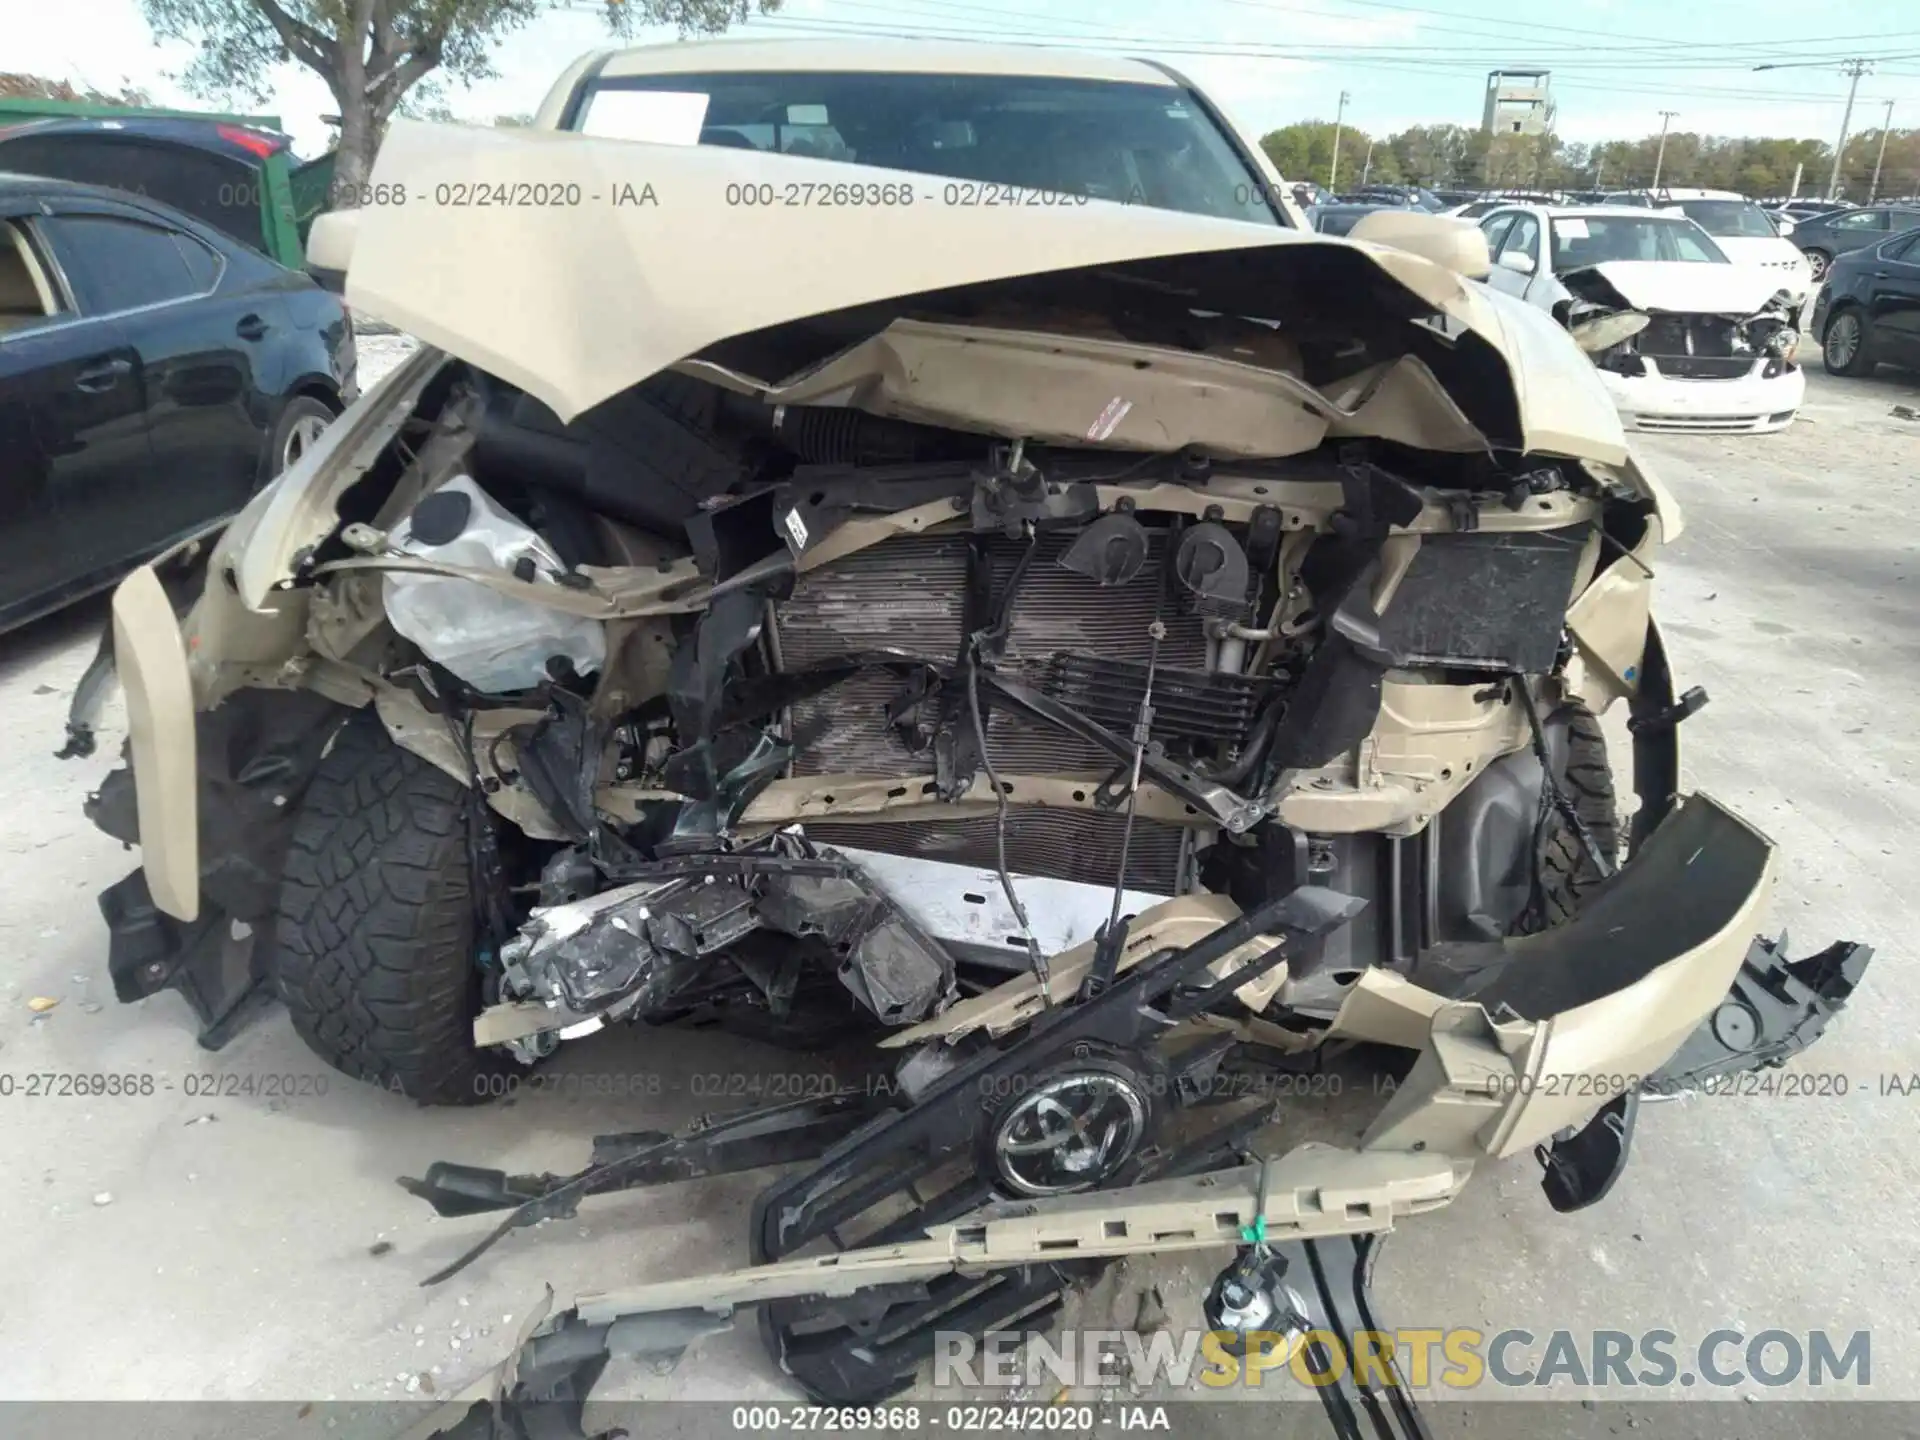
xmin=398 ymin=1150 xmax=1467 ymax=1440
xmin=393 ymin=794 xmax=1869 ymax=1434
xmin=1597 ymin=359 xmax=1805 ymax=435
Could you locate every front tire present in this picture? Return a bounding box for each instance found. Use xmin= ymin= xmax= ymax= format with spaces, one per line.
xmin=1822 ymin=305 xmax=1875 ymax=376
xmin=1802 ymin=248 xmax=1830 ymax=283
xmin=265 ymin=394 xmax=338 ymax=481
xmin=271 ymin=712 xmax=510 ymax=1105
xmin=1522 ymin=703 xmax=1621 ymax=932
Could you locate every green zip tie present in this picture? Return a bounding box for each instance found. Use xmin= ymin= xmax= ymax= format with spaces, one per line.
xmin=1241 ymin=1155 xmax=1276 ymax=1248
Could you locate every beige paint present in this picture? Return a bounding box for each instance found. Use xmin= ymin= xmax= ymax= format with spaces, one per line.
xmin=1359 ymin=1005 xmax=1543 ymax=1157
xmin=571 ymin=1144 xmax=1464 ymax=1320
xmin=1590 ymin=452 xmax=1686 ymax=543
xmin=1273 ymin=677 xmax=1532 ymax=836
xmin=368 ymin=686 xmax=569 ymax=840
xmin=473 ymin=998 xmax=599 ymax=1047
xmin=303 ymin=204 xmax=358 ymax=277
xmin=230 ymin=346 xmax=451 ymax=611
xmin=1480 ymin=836 xmax=1774 ymax=1153
xmin=1564 ymin=554 xmax=1656 ymax=713
xmin=308 ymin=552 xmax=710 ymax=622
xmin=334 ymin=118 xmax=1626 ymax=465
xmin=1562 ymin=506 xmax=1668 ymax=713
xmin=305 ymin=569 xmax=392 ymax=664
xmin=756 ymin=320 xmax=1485 ymax=457
xmin=397 ymin=1143 xmax=1465 ymax=1430
xmin=594 ymin=37 xmax=1193 ymax=85
xmin=1349 ymin=209 xmax=1492 ymax=278
xmin=1336 ymin=794 xmax=1778 ymax=1157
xmin=111 ymin=567 xmax=199 ymax=921
xmin=1323 ymin=968 xmax=1450 ymax=1051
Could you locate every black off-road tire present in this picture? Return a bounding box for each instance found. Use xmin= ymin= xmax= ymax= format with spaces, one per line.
xmin=271 ymin=712 xmax=510 ymax=1105
xmin=1524 ymin=703 xmax=1622 ymax=931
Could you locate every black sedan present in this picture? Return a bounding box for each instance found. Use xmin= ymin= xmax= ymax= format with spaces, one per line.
xmin=1809 ymin=228 xmax=1920 ymax=377
xmin=0 ymin=174 xmax=354 ymax=632
xmin=1791 ymin=203 xmax=1920 ymax=283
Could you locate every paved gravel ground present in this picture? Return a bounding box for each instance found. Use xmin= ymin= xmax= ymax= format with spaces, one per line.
xmin=0 ymin=360 xmax=1914 ymax=1426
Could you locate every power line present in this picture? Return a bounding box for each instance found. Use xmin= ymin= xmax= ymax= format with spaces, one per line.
xmin=737 ymin=12 xmax=1920 ymax=73
xmin=727 ymin=10 xmax=1915 ymax=73
xmin=732 ymin=14 xmax=1920 ymax=104
xmin=1190 ymin=0 xmax=1919 ymax=52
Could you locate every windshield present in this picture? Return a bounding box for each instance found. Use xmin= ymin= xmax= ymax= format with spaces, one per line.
xmin=570 ymin=71 xmax=1284 ymax=226
xmin=1550 ymin=215 xmax=1729 ymax=268
xmin=1673 ymin=200 xmax=1777 ymax=238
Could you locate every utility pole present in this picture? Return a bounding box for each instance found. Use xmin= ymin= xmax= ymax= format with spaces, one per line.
xmin=1651 ymin=110 xmax=1678 ymax=192
xmin=1754 ymin=57 xmax=1873 ymax=202
xmin=1362 ymin=137 xmax=1376 ymax=185
xmin=1329 ymin=89 xmax=1351 ymax=192
xmin=1869 ymin=100 xmax=1896 ymax=202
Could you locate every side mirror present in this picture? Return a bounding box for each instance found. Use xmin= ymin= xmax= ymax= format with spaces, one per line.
xmin=304 ymin=208 xmax=360 ymax=294
xmin=1496 ymin=248 xmax=1537 ymax=276
xmin=1346 ymin=209 xmax=1492 ymax=278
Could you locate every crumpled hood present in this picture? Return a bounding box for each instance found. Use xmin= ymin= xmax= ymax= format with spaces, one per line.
xmin=1572 ymin=260 xmax=1788 ymax=316
xmin=328 ymin=119 xmax=1627 ymax=466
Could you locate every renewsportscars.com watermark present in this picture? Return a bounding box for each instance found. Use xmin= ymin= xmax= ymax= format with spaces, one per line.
xmin=935 ymin=1326 xmax=1872 ymax=1393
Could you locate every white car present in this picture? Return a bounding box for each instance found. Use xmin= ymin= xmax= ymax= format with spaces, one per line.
xmin=1601 ymin=188 xmax=1812 ymax=302
xmin=1475 ymin=204 xmax=1805 ymax=434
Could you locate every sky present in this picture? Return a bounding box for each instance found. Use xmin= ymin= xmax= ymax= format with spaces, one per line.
xmin=6 ymin=0 xmax=1920 ymax=160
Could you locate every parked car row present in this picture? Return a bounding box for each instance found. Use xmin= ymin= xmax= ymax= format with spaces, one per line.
xmin=1472 ymin=202 xmax=1807 ymax=433
xmin=1596 ymin=189 xmax=1814 ymax=298
xmin=1787 ymin=203 xmax=1920 ymax=282
xmin=0 ymin=99 xmax=1910 ymax=643
xmin=0 ymin=142 xmax=352 ymax=633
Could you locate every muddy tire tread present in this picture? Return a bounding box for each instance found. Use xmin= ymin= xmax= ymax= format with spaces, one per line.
xmin=271 ymin=713 xmax=505 ymax=1105
xmin=1532 ymin=703 xmax=1621 ymax=928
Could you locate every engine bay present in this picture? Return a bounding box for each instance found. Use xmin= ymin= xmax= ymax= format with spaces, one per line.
xmin=272 ymin=350 xmax=1636 ymax=1058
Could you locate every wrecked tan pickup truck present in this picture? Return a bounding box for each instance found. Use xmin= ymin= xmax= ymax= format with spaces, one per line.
xmin=70 ymin=40 xmax=1869 ymax=1433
